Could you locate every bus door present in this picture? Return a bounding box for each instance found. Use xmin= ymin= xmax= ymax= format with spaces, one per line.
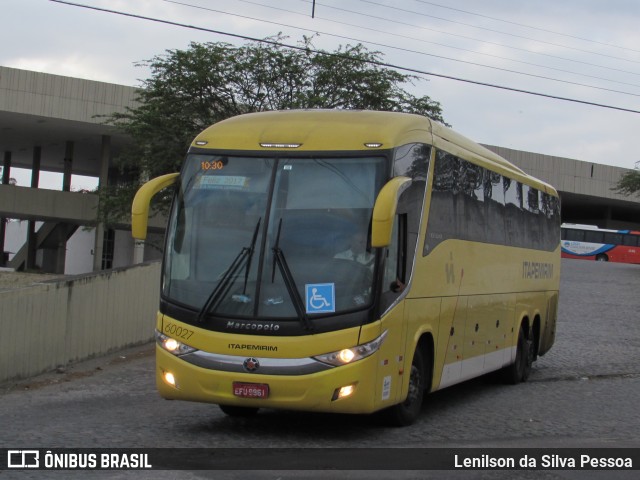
xmin=374 ymin=143 xmax=430 ymax=404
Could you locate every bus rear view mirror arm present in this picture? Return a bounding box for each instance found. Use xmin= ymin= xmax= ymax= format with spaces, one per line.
xmin=371 ymin=176 xmax=411 ymax=248
xmin=131 ymin=173 xmax=179 ymax=240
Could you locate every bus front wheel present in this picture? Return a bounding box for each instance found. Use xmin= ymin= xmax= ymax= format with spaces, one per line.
xmin=382 ymin=347 xmax=428 ymax=427
xmin=219 ymin=405 xmax=259 ymax=417
xmin=501 ymin=325 xmax=533 ymax=384
xmin=596 ymin=254 xmax=608 ymax=262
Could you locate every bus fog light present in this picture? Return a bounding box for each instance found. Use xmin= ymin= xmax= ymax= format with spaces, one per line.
xmin=163 ymin=371 xmax=177 ymax=387
xmin=332 ymin=384 xmax=356 ymax=401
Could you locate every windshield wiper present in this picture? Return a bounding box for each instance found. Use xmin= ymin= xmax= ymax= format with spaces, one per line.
xmin=196 ymin=218 xmax=262 ymax=323
xmin=242 ymin=217 xmax=261 ymax=295
xmin=271 ymin=219 xmax=315 ymax=333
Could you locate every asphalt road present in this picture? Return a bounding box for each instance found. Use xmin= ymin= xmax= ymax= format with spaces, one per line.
xmin=1 ymin=258 xmax=639 ymax=480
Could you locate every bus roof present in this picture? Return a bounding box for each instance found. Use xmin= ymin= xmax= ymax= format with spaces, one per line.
xmin=192 ymin=109 xmax=556 ymax=194
xmin=194 ymin=110 xmax=431 ymax=151
xmin=561 ymin=223 xmax=639 ymax=234
xmin=561 ymin=223 xmax=603 ymax=230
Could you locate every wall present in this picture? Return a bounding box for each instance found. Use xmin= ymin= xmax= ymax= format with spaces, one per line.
xmin=0 ymin=65 xmax=138 ymax=124
xmin=0 ymin=261 xmax=160 ymax=382
xmin=0 ymin=185 xmax=100 ymax=223
xmin=483 ymin=144 xmax=631 ymax=201
xmin=65 ymin=227 xmax=97 ymax=274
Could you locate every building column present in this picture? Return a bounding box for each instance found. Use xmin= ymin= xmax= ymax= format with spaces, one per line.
xmin=0 ymin=151 xmax=11 ymax=266
xmin=93 ymin=136 xmax=110 ymax=271
xmin=54 ymin=227 xmax=69 ymax=274
xmin=26 ymin=146 xmax=41 ymax=270
xmin=45 ymin=140 xmax=76 ymax=273
xmin=62 ymin=140 xmax=74 ymax=192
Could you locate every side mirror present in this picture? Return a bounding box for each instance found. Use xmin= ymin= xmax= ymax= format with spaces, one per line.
xmin=371 ymin=176 xmax=411 ymax=248
xmin=131 ymin=173 xmax=179 ymax=240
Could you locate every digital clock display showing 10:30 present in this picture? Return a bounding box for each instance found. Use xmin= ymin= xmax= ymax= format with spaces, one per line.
xmin=200 ymin=160 xmax=225 ymax=171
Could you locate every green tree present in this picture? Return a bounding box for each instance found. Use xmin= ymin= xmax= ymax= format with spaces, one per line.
xmin=101 ymin=36 xmax=447 ymax=224
xmin=613 ymin=168 xmax=640 ymax=197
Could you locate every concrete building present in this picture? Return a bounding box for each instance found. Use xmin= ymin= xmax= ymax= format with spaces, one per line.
xmin=0 ymin=66 xmax=163 ymax=273
xmin=1 ymin=66 xmax=639 ymax=274
xmin=484 ymin=145 xmax=640 ymax=231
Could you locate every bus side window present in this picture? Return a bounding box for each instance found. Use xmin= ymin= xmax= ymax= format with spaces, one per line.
xmin=381 ymin=172 xmax=426 ymax=307
xmin=584 ymin=230 xmax=604 ymax=243
xmin=565 ymin=229 xmax=585 ymax=242
xmin=604 ymin=232 xmax=623 ymax=245
xmin=395 ymin=214 xmax=408 ymax=289
xmin=623 ymin=235 xmax=638 ymax=247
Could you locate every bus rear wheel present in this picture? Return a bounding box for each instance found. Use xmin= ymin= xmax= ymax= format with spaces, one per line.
xmin=382 ymin=347 xmax=427 ymax=427
xmin=219 ymin=405 xmax=259 ymax=417
xmin=501 ymin=325 xmax=533 ymax=384
xmin=596 ymin=254 xmax=608 ymax=262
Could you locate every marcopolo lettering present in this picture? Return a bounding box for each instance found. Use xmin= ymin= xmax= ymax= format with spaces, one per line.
xmin=226 ymin=321 xmax=280 ymax=332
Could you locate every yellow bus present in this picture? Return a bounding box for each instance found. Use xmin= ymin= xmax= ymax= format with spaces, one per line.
xmin=132 ymin=110 xmax=560 ymax=426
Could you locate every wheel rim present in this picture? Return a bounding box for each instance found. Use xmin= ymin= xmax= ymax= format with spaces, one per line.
xmin=404 ymin=363 xmax=422 ymax=406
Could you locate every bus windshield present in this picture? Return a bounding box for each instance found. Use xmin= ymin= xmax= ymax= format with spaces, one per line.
xmin=163 ymin=153 xmax=387 ymax=323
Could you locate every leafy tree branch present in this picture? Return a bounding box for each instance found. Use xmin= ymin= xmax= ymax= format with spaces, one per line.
xmin=99 ymin=36 xmax=448 ymax=225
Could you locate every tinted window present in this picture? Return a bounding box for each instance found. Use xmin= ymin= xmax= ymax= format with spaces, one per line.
xmin=603 ymin=232 xmax=623 ymax=245
xmin=424 ymin=149 xmax=559 ymax=255
xmin=584 ymin=230 xmax=604 ymax=243
xmin=563 ymin=228 xmax=585 ymax=241
xmin=486 ymin=170 xmax=505 ymax=245
xmin=394 ymin=143 xmax=430 ymax=179
xmin=504 ymin=177 xmax=522 ymax=246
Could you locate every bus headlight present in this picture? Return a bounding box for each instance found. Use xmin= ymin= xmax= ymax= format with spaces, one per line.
xmin=155 ymin=330 xmax=197 ymax=356
xmin=313 ymin=330 xmax=388 ymax=367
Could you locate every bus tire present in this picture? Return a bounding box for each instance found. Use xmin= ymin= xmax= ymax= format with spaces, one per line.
xmin=382 ymin=347 xmax=427 ymax=427
xmin=595 ymin=254 xmax=608 ymax=262
xmin=219 ymin=405 xmax=259 ymax=417
xmin=501 ymin=325 xmax=533 ymax=384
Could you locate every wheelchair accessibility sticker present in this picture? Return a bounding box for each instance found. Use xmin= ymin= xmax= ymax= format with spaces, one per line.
xmin=305 ymin=283 xmax=335 ymax=314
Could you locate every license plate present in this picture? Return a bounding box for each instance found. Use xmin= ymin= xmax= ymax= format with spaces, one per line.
xmin=233 ymin=382 xmax=269 ymax=399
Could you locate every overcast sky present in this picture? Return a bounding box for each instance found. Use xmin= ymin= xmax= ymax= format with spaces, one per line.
xmin=3 ymin=0 xmax=640 ymax=176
